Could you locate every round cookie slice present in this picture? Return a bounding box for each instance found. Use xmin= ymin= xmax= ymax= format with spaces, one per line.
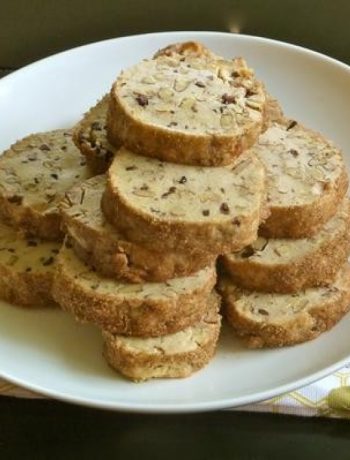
xmin=222 ymin=198 xmax=350 ymax=293
xmin=73 ymin=41 xmax=218 ymax=174
xmin=103 ymin=292 xmax=221 ymax=382
xmin=0 ymin=221 xmax=60 ymax=307
xmin=0 ymin=130 xmax=92 ymax=240
xmin=103 ymin=147 xmax=268 ymax=255
xmin=52 ymin=240 xmax=216 ymax=337
xmin=73 ymin=95 xmax=116 ymax=174
xmin=252 ymin=120 xmax=348 ymax=238
xmin=107 ymin=49 xmax=266 ymax=166
xmin=218 ymin=264 xmax=350 ymax=348
xmin=61 ymin=175 xmax=215 ymax=283
xmin=72 ymin=90 xmax=283 ymax=175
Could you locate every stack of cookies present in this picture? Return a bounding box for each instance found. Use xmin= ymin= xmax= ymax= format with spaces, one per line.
xmin=53 ymin=41 xmax=271 ymax=381
xmin=0 ymin=41 xmax=349 ymax=383
xmin=0 ymin=130 xmax=92 ymax=307
xmin=219 ymin=119 xmax=350 ymax=347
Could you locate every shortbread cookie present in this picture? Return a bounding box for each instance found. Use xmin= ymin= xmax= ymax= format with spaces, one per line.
xmin=253 ymin=120 xmax=348 ymax=238
xmin=0 ymin=130 xmax=92 ymax=240
xmin=74 ymin=92 xmax=282 ymax=174
xmin=103 ymin=147 xmax=268 ymax=254
xmin=103 ymin=293 xmax=221 ymax=381
xmin=61 ymin=175 xmax=215 ymax=282
xmin=107 ymin=47 xmax=266 ymax=166
xmin=52 ymin=240 xmax=216 ymax=337
xmin=222 ymin=198 xmax=350 ymax=293
xmin=218 ymin=264 xmax=350 ymax=348
xmin=0 ymin=221 xmax=60 ymax=307
xmin=73 ymin=41 xmax=215 ymax=174
xmin=73 ymin=95 xmax=116 ymax=174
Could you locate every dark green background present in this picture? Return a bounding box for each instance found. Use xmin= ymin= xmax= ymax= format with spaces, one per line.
xmin=1 ymin=0 xmax=350 ymax=70
xmin=1 ymin=1 xmax=350 ymax=458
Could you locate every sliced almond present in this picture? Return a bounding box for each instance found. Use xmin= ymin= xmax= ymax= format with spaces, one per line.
xmin=293 ymin=299 xmax=309 ymax=312
xmin=217 ymin=66 xmax=231 ymax=81
xmin=23 ymin=182 xmax=38 ymax=191
xmin=189 ymin=60 xmax=205 ymax=70
xmin=178 ymin=67 xmax=189 ymax=75
xmin=278 ymin=186 xmax=289 ymax=194
xmin=158 ymin=88 xmax=174 ymax=102
xmin=252 ymin=237 xmax=268 ymax=252
xmin=154 ymin=73 xmax=165 ymax=81
xmin=316 ymin=157 xmax=328 ymax=166
xmin=4 ymin=176 xmax=19 ymax=185
xmin=276 ymin=244 xmax=290 ymax=257
xmin=246 ymin=99 xmax=263 ymax=111
xmin=323 ymin=163 xmax=337 ymax=172
xmin=43 ymin=160 xmax=56 ymax=169
xmin=117 ymin=284 xmax=144 ymax=294
xmin=174 ymin=79 xmax=191 ymax=92
xmin=307 ymin=158 xmax=318 ymax=167
xmin=132 ymin=189 xmax=155 ymax=198
xmin=235 ymin=113 xmax=247 ymax=125
xmin=310 ymin=167 xmax=325 ymax=182
xmin=285 ymin=167 xmax=301 ymax=179
xmin=220 ymin=113 xmax=234 ymax=129
xmin=7 ymin=255 xmax=19 ymax=266
xmin=164 ymin=58 xmax=179 ymax=68
xmin=199 ymin=192 xmax=216 ymax=204
xmin=141 ymin=76 xmax=155 ymax=85
xmin=180 ymin=97 xmax=196 ymax=110
xmin=232 ymin=159 xmax=251 ymax=175
xmin=311 ymin=182 xmax=323 ymax=195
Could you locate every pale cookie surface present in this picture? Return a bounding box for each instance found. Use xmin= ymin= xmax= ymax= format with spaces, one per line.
xmin=52 ymin=240 xmax=216 ymax=337
xmin=61 ymin=175 xmax=215 ymax=282
xmin=218 ymin=264 xmax=350 ymax=348
xmin=103 ymin=147 xmax=268 ymax=254
xmin=0 ymin=221 xmax=60 ymax=307
xmin=223 ymin=198 xmax=350 ymax=293
xmin=252 ymin=120 xmax=348 ymax=238
xmin=73 ymin=95 xmax=116 ymax=174
xmin=103 ymin=293 xmax=221 ymax=381
xmin=107 ymin=46 xmax=266 ymax=166
xmin=0 ymin=130 xmax=92 ymax=240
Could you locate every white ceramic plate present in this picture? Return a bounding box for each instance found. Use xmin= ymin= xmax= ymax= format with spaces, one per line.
xmin=1 ymin=32 xmax=350 ymax=413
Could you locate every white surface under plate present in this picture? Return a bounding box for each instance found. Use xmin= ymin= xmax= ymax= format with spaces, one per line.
xmin=0 ymin=31 xmax=350 ymax=413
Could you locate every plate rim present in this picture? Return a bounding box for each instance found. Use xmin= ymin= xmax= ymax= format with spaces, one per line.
xmin=1 ymin=30 xmax=350 ymax=413
xmin=0 ymin=352 xmax=349 ymax=413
